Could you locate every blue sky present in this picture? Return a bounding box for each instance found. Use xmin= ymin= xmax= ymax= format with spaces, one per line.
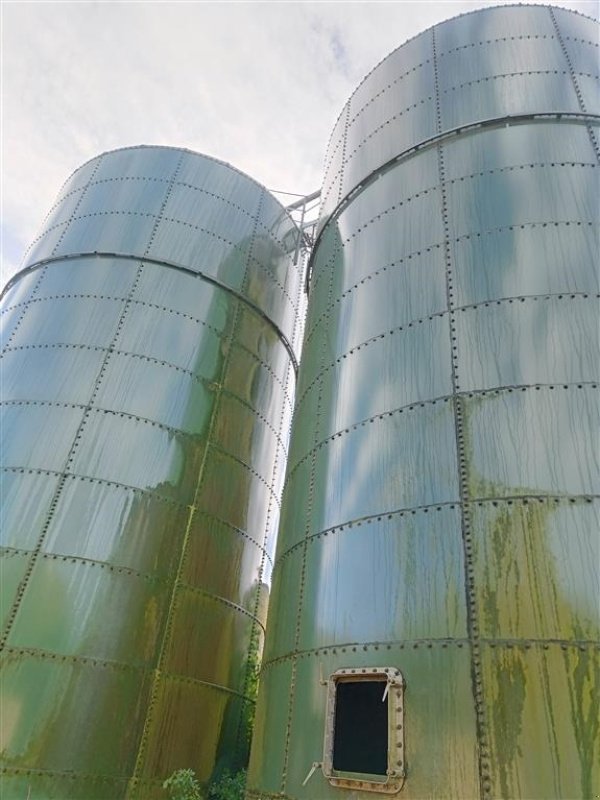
xmin=1 ymin=0 xmax=597 ymax=288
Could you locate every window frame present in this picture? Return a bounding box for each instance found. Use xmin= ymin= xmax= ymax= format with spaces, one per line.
xmin=322 ymin=666 xmax=405 ymax=794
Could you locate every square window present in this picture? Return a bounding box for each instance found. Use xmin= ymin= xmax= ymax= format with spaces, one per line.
xmin=322 ymin=667 xmax=405 ymax=794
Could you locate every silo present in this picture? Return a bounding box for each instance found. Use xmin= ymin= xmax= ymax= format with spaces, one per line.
xmin=248 ymin=6 xmax=599 ymax=799
xmin=0 ymin=146 xmax=302 ymax=799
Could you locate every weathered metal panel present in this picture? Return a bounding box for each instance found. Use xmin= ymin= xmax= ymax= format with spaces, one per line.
xmin=249 ymin=6 xmax=599 ymax=799
xmin=0 ymin=146 xmax=302 ymax=798
xmin=481 ymin=642 xmax=599 ymax=799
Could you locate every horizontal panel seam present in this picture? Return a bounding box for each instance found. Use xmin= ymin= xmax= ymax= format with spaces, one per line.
xmin=0 ymin=396 xmax=289 ymax=448
xmin=299 ymin=294 xmax=599 ymax=406
xmin=0 ymin=339 xmax=294 ymax=416
xmin=5 ymin=252 xmax=299 ymax=376
xmin=319 ymin=161 xmax=597 ymax=257
xmin=306 ymin=241 xmax=598 ymax=344
xmin=0 ymin=764 xmax=129 ymax=784
xmin=176 ymin=582 xmax=266 ymax=630
xmin=0 ymin=646 xmax=256 ymax=700
xmin=287 ymin=382 xmax=599 ymax=482
xmin=313 ymin=111 xmax=600 ymax=246
xmin=23 ymin=216 xmax=299 ymax=310
xmin=274 ymin=494 xmax=599 ymax=565
xmin=207 ymin=442 xmax=282 ymax=508
xmin=343 ymin=33 xmax=596 ymax=131
xmin=262 ymin=637 xmax=600 ymax=670
xmin=345 ymin=71 xmax=598 ymax=162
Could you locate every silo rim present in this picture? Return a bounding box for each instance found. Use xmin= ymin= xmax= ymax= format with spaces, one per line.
xmin=54 ymin=144 xmax=301 ymax=223
xmin=318 ymin=2 xmax=599 ymax=186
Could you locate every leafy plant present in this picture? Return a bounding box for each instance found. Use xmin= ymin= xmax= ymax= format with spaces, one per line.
xmin=163 ymin=768 xmax=203 ymax=800
xmin=162 ymin=768 xmax=246 ymax=800
xmin=208 ymin=769 xmax=246 ymax=800
xmin=240 ymin=639 xmax=261 ymax=750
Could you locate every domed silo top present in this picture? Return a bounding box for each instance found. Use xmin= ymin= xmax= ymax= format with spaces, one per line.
xmin=16 ymin=145 xmax=303 ymax=356
xmin=318 ymin=4 xmax=600 ymax=230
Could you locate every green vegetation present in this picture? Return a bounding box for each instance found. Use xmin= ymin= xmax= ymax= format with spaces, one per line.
xmin=207 ymin=770 xmax=247 ymax=800
xmin=163 ymin=769 xmax=202 ymax=800
xmin=163 ymin=769 xmax=246 ymax=800
xmin=240 ymin=638 xmax=261 ymax=751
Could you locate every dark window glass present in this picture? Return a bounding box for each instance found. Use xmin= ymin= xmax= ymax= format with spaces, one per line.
xmin=332 ymin=680 xmax=388 ymax=775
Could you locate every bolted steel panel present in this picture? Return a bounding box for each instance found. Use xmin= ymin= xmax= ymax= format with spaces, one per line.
xmin=249 ymin=6 xmax=600 ymax=799
xmin=0 ymin=146 xmax=302 ymax=797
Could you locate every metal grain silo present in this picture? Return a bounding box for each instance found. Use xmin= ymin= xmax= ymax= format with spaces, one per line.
xmin=248 ymin=6 xmax=599 ymax=799
xmin=0 ymin=146 xmax=302 ymax=799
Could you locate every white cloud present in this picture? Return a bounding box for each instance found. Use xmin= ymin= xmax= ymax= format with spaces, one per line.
xmin=1 ymin=0 xmax=597 ymax=286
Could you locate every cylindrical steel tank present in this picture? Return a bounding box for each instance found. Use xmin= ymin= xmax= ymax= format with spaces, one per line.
xmin=248 ymin=6 xmax=599 ymax=799
xmin=0 ymin=146 xmax=302 ymax=799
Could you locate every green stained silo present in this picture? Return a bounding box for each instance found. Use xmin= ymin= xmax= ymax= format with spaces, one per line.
xmin=0 ymin=146 xmax=302 ymax=799
xmin=248 ymin=6 xmax=599 ymax=799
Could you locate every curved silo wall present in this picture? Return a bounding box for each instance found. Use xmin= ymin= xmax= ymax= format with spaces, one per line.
xmin=0 ymin=146 xmax=302 ymax=799
xmin=248 ymin=6 xmax=599 ymax=799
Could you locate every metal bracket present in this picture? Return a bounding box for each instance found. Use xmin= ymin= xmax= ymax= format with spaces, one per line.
xmin=319 ymin=662 xmax=328 ymax=686
xmin=302 ymin=761 xmax=322 ymax=786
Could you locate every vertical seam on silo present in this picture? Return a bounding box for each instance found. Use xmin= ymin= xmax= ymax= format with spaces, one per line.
xmin=337 ymin=104 xmax=351 ymax=216
xmin=127 ymin=173 xmax=262 ymax=798
xmin=235 ymin=222 xmax=304 ymax=761
xmin=259 ymin=258 xmax=305 ymax=784
xmin=279 ymin=242 xmax=338 ymax=794
xmin=233 ymin=189 xmax=279 ymax=763
xmin=549 ymin=6 xmax=600 ymax=164
xmin=432 ymin=25 xmax=491 ymax=799
xmin=232 ymin=363 xmax=286 ymax=760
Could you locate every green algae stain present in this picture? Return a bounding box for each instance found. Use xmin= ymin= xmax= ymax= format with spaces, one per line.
xmin=459 ymin=394 xmax=599 ymax=798
xmin=489 ymin=649 xmax=527 ymax=798
xmin=568 ymin=647 xmax=600 ymax=799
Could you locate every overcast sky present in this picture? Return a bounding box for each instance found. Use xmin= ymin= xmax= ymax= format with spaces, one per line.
xmin=1 ymin=0 xmax=597 ymax=288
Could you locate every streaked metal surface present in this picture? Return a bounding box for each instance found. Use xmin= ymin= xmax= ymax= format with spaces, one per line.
xmin=0 ymin=146 xmax=302 ymax=798
xmin=248 ymin=6 xmax=599 ymax=799
xmin=317 ymin=5 xmax=599 ymax=231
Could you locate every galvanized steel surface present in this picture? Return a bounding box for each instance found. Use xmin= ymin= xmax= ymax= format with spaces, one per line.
xmin=1 ymin=147 xmax=302 ymax=799
xmin=248 ymin=6 xmax=600 ymax=799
